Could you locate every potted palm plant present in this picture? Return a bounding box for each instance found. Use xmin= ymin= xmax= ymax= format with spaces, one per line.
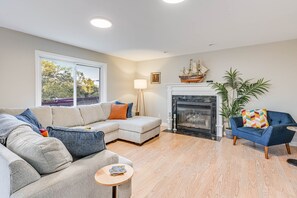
xmin=211 ymin=68 xmax=270 ymax=139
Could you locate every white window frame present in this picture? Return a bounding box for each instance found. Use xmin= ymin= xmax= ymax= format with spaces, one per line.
xmin=35 ymin=50 xmax=107 ymax=107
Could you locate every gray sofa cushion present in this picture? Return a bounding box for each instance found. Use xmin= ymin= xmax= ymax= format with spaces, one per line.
xmin=100 ymin=102 xmax=113 ymax=120
xmin=47 ymin=126 xmax=106 ymax=158
xmin=52 ymin=107 xmax=84 ymax=127
xmin=30 ymin=106 xmax=53 ymax=128
xmin=79 ymin=104 xmax=106 ymax=125
xmin=88 ymin=121 xmax=119 ymax=133
xmin=72 ymin=121 xmax=119 ymax=134
xmin=110 ymin=116 xmax=162 ymax=133
xmin=0 ymin=107 xmax=53 ymax=128
xmin=0 ymin=108 xmax=24 ymax=116
xmin=0 ymin=144 xmax=41 ymax=195
xmin=7 ymin=126 xmax=73 ymax=174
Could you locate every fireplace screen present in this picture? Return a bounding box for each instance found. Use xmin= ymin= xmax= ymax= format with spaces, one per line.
xmin=172 ymin=95 xmax=217 ymax=139
xmin=177 ymin=101 xmax=212 ymax=130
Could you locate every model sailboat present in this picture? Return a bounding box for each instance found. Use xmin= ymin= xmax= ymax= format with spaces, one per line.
xmin=179 ymin=59 xmax=209 ymax=83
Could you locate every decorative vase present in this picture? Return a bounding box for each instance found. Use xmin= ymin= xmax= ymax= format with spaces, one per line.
xmin=225 ymin=128 xmax=233 ymax=139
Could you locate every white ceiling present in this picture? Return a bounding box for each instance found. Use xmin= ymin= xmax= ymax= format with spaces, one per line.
xmin=1 ymin=0 xmax=297 ymax=61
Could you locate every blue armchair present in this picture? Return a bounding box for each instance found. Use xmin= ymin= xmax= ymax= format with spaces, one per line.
xmin=230 ymin=111 xmax=297 ymax=159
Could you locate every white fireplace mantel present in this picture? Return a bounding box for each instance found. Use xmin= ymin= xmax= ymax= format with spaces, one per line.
xmin=166 ymin=83 xmax=223 ymax=137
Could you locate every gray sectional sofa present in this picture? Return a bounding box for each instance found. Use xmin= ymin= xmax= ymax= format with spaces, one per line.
xmin=0 ymin=102 xmax=162 ymax=198
xmin=0 ymin=101 xmax=162 ymax=145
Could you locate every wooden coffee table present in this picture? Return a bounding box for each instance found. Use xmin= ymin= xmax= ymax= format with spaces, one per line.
xmin=95 ymin=164 xmax=134 ymax=198
xmin=287 ymin=126 xmax=297 ymax=167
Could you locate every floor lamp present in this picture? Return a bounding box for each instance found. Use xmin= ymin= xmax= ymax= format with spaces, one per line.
xmin=134 ymin=79 xmax=147 ymax=116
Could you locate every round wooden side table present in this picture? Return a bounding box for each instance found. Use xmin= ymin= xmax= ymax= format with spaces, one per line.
xmin=95 ymin=164 xmax=134 ymax=198
xmin=287 ymin=126 xmax=297 ymax=167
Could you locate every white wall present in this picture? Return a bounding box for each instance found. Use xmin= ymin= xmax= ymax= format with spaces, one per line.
xmin=136 ymin=39 xmax=297 ymax=144
xmin=1 ymin=27 xmax=297 ymax=144
xmin=0 ymin=28 xmax=137 ymax=108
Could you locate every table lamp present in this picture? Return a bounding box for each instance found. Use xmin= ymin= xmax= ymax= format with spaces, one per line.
xmin=134 ymin=79 xmax=147 ymax=116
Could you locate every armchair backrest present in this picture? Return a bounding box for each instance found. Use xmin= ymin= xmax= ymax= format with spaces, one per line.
xmin=267 ymin=111 xmax=296 ymax=126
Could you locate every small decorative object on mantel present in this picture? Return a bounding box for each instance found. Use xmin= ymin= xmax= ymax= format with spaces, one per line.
xmin=179 ymin=59 xmax=209 ymax=83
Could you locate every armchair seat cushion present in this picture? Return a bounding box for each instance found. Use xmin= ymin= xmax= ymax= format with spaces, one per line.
xmin=237 ymin=127 xmax=264 ymax=137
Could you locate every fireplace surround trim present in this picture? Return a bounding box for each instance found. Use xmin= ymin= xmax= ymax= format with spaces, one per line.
xmin=167 ymin=83 xmax=223 ymax=138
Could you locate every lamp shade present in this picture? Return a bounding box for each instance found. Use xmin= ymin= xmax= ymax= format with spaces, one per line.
xmin=134 ymin=79 xmax=147 ymax=89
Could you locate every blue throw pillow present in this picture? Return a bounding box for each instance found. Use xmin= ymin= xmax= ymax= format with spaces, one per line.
xmin=16 ymin=109 xmax=42 ymax=133
xmin=47 ymin=126 xmax=106 ymax=158
xmin=115 ymin=101 xmax=133 ymax=118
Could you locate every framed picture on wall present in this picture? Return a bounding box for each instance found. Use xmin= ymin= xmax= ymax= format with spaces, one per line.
xmin=150 ymin=72 xmax=161 ymax=84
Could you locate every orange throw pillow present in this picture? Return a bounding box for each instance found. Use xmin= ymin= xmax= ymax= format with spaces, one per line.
xmin=40 ymin=129 xmax=49 ymax=137
xmin=108 ymin=104 xmax=128 ymax=120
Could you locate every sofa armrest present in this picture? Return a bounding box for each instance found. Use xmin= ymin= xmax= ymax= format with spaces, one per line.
xmin=0 ymin=146 xmax=10 ymax=198
xmin=0 ymin=144 xmax=40 ymax=197
xmin=118 ymin=155 xmax=133 ymax=167
xmin=230 ymin=117 xmax=243 ymax=129
xmin=11 ymin=150 xmax=132 ymax=198
xmin=117 ymin=154 xmax=133 ymax=198
xmin=261 ymin=124 xmax=297 ymax=146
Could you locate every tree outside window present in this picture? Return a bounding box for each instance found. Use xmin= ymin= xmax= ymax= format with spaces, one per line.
xmin=41 ymin=59 xmax=100 ymax=106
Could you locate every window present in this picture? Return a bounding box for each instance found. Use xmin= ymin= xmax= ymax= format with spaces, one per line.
xmin=76 ymin=65 xmax=100 ymax=106
xmin=35 ymin=51 xmax=106 ymax=106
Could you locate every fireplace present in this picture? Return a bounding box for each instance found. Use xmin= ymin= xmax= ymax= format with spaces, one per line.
xmin=172 ymin=95 xmax=217 ymax=139
xmin=167 ymin=83 xmax=223 ymax=139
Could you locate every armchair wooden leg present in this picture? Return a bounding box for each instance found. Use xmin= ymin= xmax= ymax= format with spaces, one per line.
xmin=233 ymin=136 xmax=237 ymax=145
xmin=285 ymin=143 xmax=291 ymax=154
xmin=264 ymin=146 xmax=269 ymax=159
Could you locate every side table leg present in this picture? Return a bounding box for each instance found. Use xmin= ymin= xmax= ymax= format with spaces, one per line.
xmin=112 ymin=186 xmax=117 ymax=198
xmin=287 ymin=159 xmax=297 ymax=167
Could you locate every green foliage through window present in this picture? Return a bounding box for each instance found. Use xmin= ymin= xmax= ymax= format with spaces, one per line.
xmin=41 ymin=60 xmax=99 ymax=106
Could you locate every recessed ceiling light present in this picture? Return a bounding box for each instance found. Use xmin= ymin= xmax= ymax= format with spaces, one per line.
xmin=163 ymin=0 xmax=185 ymax=4
xmin=90 ymin=18 xmax=112 ymax=28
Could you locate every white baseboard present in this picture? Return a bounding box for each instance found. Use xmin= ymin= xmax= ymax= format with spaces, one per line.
xmin=161 ymin=122 xmax=168 ymax=128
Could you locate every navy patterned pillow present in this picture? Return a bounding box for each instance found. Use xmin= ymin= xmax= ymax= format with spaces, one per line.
xmin=16 ymin=108 xmax=42 ymax=133
xmin=46 ymin=126 xmax=106 ymax=158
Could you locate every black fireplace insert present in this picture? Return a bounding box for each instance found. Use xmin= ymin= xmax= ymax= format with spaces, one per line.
xmin=172 ymin=95 xmax=217 ymax=140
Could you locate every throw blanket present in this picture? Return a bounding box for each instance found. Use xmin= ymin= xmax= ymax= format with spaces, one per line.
xmin=0 ymin=114 xmax=30 ymax=145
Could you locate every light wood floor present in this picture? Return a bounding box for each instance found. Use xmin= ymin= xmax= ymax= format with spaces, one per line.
xmin=107 ymin=132 xmax=297 ymax=198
